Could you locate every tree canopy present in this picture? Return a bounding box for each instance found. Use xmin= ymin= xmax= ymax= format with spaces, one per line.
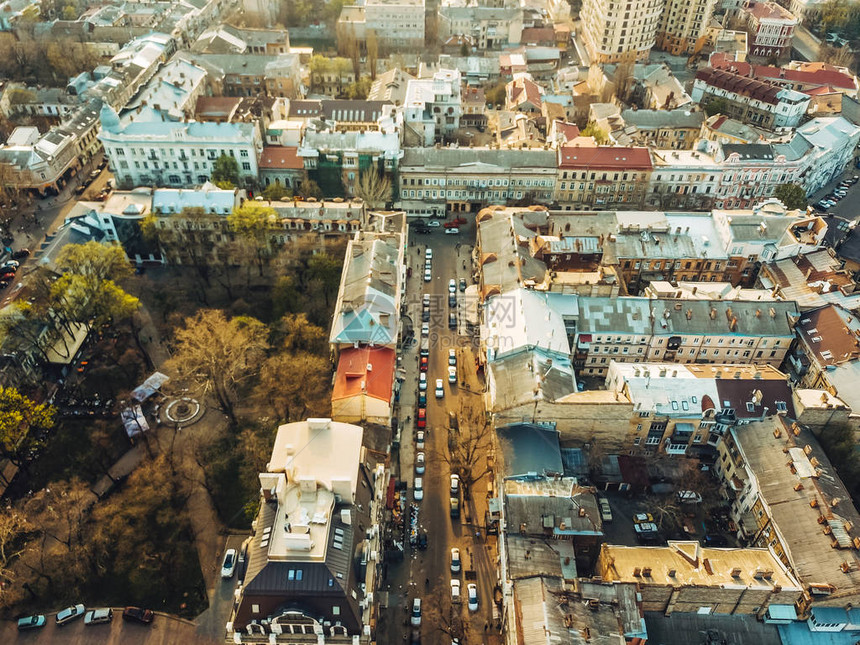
xmin=354 ymin=169 xmax=391 ymax=209
xmin=211 ymin=154 xmax=240 ymax=188
xmin=0 ymin=386 xmax=55 ymax=466
xmin=773 ymin=183 xmax=808 ymax=210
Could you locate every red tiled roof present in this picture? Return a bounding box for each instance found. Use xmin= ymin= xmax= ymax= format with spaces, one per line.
xmin=556 ymin=121 xmax=580 ymax=141
xmin=332 ymin=347 xmax=396 ymax=403
xmin=710 ymin=53 xmax=856 ymax=92
xmin=259 ymin=146 xmax=303 ymax=170
xmin=558 ymin=146 xmax=652 ymax=170
xmin=695 ymin=67 xmax=781 ymax=105
xmin=521 ymin=27 xmax=555 ymax=43
xmin=744 ymin=0 xmax=795 ymax=22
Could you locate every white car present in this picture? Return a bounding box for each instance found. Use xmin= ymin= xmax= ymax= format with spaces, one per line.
xmin=416 ymin=430 xmax=425 ymax=450
xmin=448 ymin=349 xmax=456 ymax=366
xmin=414 ymin=477 xmax=423 ymax=501
xmin=448 ymin=365 xmax=457 ymax=384
xmin=411 ymin=598 xmax=422 ymax=626
xmin=451 ymin=547 xmax=461 ymax=573
xmin=445 ymin=227 xmax=459 ymax=235
xmin=451 ymin=578 xmax=461 ymax=603
xmin=427 ymin=220 xmax=441 ymax=228
xmin=435 ymin=378 xmax=444 ymax=399
xmin=450 ymin=473 xmax=460 ymax=495
xmin=467 ymin=583 xmax=478 ymax=611
xmin=598 ymin=498 xmax=612 ymax=522
xmin=448 ymin=279 xmax=456 ymax=293
xmin=419 ymin=373 xmax=427 ymax=391
xmin=421 ymin=322 xmax=429 ymax=337
xmin=221 ymin=548 xmax=237 ymax=578
xmin=425 ymin=248 xmax=433 ymax=259
xmin=415 ymin=451 xmax=425 ymax=474
xmin=424 ymin=269 xmax=432 ymax=282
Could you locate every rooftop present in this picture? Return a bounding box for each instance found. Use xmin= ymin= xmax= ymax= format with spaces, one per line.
xmin=259 ymin=145 xmax=303 ymax=169
xmin=600 ymin=541 xmax=801 ymax=589
xmin=558 ymin=145 xmax=653 ymax=170
xmin=731 ymin=417 xmax=860 ymax=600
xmin=696 ymin=67 xmax=782 ymax=105
xmin=496 ymin=423 xmax=564 ymax=479
xmin=332 ymin=346 xmax=395 ymax=403
xmin=504 ymin=477 xmax=603 ymax=537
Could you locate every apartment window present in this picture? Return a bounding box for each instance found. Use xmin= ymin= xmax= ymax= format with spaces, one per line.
xmin=332 ymin=606 xmax=341 ymax=615
xmin=242 ymin=162 xmax=251 ymax=170
xmin=633 ymin=437 xmax=641 ymax=446
xmin=639 ymin=411 xmax=650 ymax=418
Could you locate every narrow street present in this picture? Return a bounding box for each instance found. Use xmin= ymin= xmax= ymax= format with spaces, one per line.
xmin=380 ymin=221 xmax=501 ymax=645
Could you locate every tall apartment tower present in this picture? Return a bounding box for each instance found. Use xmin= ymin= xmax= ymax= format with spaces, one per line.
xmin=656 ymin=0 xmax=718 ymax=56
xmin=581 ymin=0 xmax=663 ymax=63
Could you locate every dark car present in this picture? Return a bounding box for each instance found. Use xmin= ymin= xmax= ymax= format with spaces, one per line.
xmin=448 ymin=293 xmax=456 ymax=308
xmin=122 ymin=607 xmax=154 ymax=624
xmin=459 ymin=278 xmax=466 ymax=292
xmin=702 ymin=534 xmax=729 ymax=547
xmin=448 ymin=312 xmax=457 ymax=329
xmin=12 ymin=249 xmax=30 ymax=259
xmin=1 ymin=272 xmax=15 ymax=281
xmin=417 ymin=531 xmax=428 ymax=550
xmin=418 ymin=391 xmax=427 ymax=406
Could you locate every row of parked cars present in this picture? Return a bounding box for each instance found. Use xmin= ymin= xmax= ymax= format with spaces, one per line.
xmin=18 ymin=605 xmax=154 ymax=631
xmin=815 ymin=175 xmax=858 ymax=211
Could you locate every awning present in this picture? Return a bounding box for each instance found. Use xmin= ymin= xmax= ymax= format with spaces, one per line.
xmin=131 ymin=371 xmax=170 ymax=402
xmin=121 ymin=405 xmax=150 ymax=438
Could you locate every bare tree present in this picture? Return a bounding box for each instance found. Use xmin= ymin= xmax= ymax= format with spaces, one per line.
xmin=366 ymin=30 xmax=379 ymax=80
xmin=435 ymin=406 xmax=493 ymax=494
xmin=165 ymin=310 xmax=269 ymax=426
xmin=354 ymin=168 xmax=391 ymax=209
xmin=0 ymin=512 xmax=30 ymax=606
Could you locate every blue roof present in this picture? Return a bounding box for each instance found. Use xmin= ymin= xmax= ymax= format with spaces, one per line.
xmin=811 ymin=607 xmax=849 ymax=623
xmin=767 ymin=604 xmax=798 ymax=621
xmin=779 ymin=622 xmax=860 ymax=645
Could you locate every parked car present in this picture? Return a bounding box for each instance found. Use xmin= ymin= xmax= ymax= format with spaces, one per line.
xmin=11 ymin=248 xmax=30 ymax=260
xmin=421 ymin=322 xmax=429 ymax=337
xmin=84 ymin=608 xmax=113 ymax=626
xmin=448 ymin=293 xmax=456 ymax=308
xmin=419 ymin=373 xmax=427 ymax=391
xmin=444 ymin=217 xmax=466 ymax=228
xmin=449 ymin=496 xmax=460 ymax=518
xmin=449 ymin=349 xmax=457 ymax=366
xmin=414 ymin=477 xmax=423 ymax=501
xmin=598 ymin=498 xmax=612 ymax=522
xmin=416 ymin=430 xmax=425 ymax=450
xmin=221 ymin=548 xmax=237 ymax=578
xmin=448 ymin=312 xmax=457 ymax=329
xmin=634 ymin=522 xmax=660 ymax=543
xmin=418 ymin=391 xmax=427 ymax=406
xmin=633 ymin=513 xmax=654 ymax=524
xmin=415 ymin=451 xmax=425 ymax=474
xmin=411 ymin=598 xmax=422 ymax=626
xmin=451 ymin=578 xmax=461 ymax=602
xmin=122 ymin=607 xmax=154 ymax=624
xmin=450 ymin=474 xmax=460 ymax=495
xmin=425 ymin=248 xmax=433 ymax=259
xmin=417 ymin=531 xmax=428 ymax=550
xmin=417 ymin=408 xmax=426 ymax=429
xmin=459 ymin=278 xmax=466 ymax=292
xmin=421 ymin=308 xmax=430 ymax=322
xmin=424 ymin=268 xmax=432 ymax=282
xmin=448 ymin=365 xmax=457 ymax=384
xmin=448 ymin=279 xmax=456 ymax=294
xmin=56 ymin=604 xmax=86 ymax=626
xmin=445 ymin=227 xmax=459 ymax=235
xmin=451 ymin=547 xmax=461 ymax=573
xmin=420 ymin=356 xmax=428 ymax=372
xmin=467 ymin=583 xmax=478 ymax=611
xmin=74 ymin=184 xmax=87 ymax=196
xmin=677 ymin=490 xmax=703 ymax=504
xmin=0 ymin=272 xmax=15 ymax=281
xmin=1 ymin=260 xmax=19 ymax=270
xmin=17 ymin=615 xmax=46 ymax=631
xmin=427 ymin=220 xmax=441 ymax=228
xmin=435 ymin=378 xmax=444 ymax=398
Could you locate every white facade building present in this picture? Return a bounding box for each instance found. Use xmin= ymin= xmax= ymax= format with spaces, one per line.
xmin=99 ymin=104 xmax=262 ymax=189
xmin=365 ymin=0 xmax=425 ymax=50
xmin=402 ymin=68 xmax=463 ymax=145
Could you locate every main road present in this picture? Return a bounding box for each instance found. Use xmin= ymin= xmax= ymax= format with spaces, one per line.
xmin=396 ymin=220 xmax=499 ymax=644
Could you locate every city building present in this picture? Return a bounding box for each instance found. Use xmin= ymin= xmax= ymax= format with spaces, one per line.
xmin=338 ymin=0 xmax=425 ymax=52
xmin=620 ymin=108 xmax=705 ymax=150
xmin=331 ymin=346 xmax=396 ymax=426
xmin=555 ymin=145 xmax=653 ymax=209
xmin=437 ymin=2 xmax=523 ymax=51
xmin=228 ymin=418 xmax=384 ymax=640
xmin=788 ymin=304 xmax=860 ymax=418
xmin=259 ymin=146 xmax=305 ymax=191
xmin=99 ymin=104 xmax=262 ymax=189
xmin=580 ymin=0 xmax=663 ymax=63
xmin=656 ymin=0 xmax=718 ymax=56
xmin=691 ymin=67 xmax=810 ymax=129
xmin=738 ymin=1 xmax=798 ymax=59
xmin=401 ymin=68 xmax=463 ymax=145
xmin=121 ymin=57 xmax=208 ymax=121
xmin=329 ymin=214 xmax=406 ymax=352
xmin=758 ymin=249 xmax=858 ymax=311
xmin=572 ymin=296 xmax=798 ymax=378
xmin=192 ymin=25 xmax=290 ymax=54
xmin=176 ymin=51 xmax=303 ymax=99
xmin=646 ymin=148 xmax=721 ymax=211
xmin=597 ymin=541 xmax=804 ymax=614
xmin=606 ymin=361 xmax=795 ymax=456
xmin=398 ymin=148 xmax=556 ymax=217
xmin=716 ymin=417 xmax=860 ymax=608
